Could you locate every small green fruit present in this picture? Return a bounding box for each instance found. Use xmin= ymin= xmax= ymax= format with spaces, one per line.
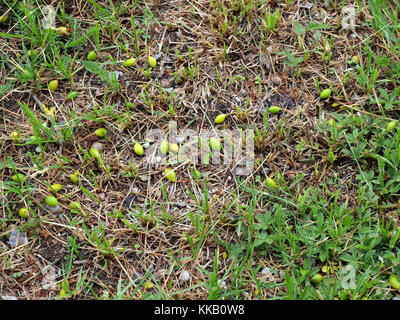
xmin=268 ymin=106 xmax=281 ymax=113
xmin=134 ymin=142 xmax=144 ymax=156
xmin=351 ymin=55 xmax=359 ymax=64
xmin=67 ymin=91 xmax=79 ymax=100
xmin=70 ymin=173 xmax=79 ymax=184
xmin=69 ymin=201 xmax=82 ymax=210
xmin=48 ymin=79 xmax=59 ymax=92
xmin=50 ymin=183 xmax=62 ymax=193
xmin=94 ymin=128 xmax=108 ymax=138
xmin=214 ymin=114 xmax=226 ymax=124
xmin=320 ymin=89 xmax=331 ymax=99
xmin=148 ymin=56 xmax=157 ymax=68
xmin=164 ymin=168 xmax=176 ymax=182
xmin=12 ymin=173 xmax=25 ymax=183
xmin=160 ymin=140 xmax=169 ymax=155
xmin=0 ymin=15 xmax=8 ymax=23
xmin=311 ymin=273 xmax=323 ymax=285
xmin=45 ymin=195 xmax=58 ymax=207
xmin=209 ymin=137 xmax=221 ymax=151
xmin=19 ymin=208 xmax=30 ymax=218
xmin=389 ymin=274 xmax=400 ymax=290
xmin=90 ymin=148 xmax=100 ymax=159
xmin=87 ymin=51 xmax=96 ymax=61
xmin=170 ymin=143 xmax=179 ymax=153
xmin=265 ymin=177 xmax=276 ymax=189
xmin=386 ymin=121 xmax=397 ymax=132
xmin=123 ymin=58 xmax=136 ymax=67
xmin=143 ymin=280 xmax=153 ymax=289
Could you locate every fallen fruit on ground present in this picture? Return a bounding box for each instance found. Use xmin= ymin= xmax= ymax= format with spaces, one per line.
xmin=90 ymin=148 xmax=100 ymax=159
xmin=386 ymin=121 xmax=397 ymax=132
xmin=50 ymin=183 xmax=62 ymax=193
xmin=123 ymin=58 xmax=136 ymax=67
xmin=268 ymin=106 xmax=281 ymax=113
xmin=67 ymin=91 xmax=79 ymax=100
xmin=351 ymin=55 xmax=359 ymax=64
xmin=48 ymin=80 xmax=59 ymax=92
xmin=87 ymin=51 xmax=96 ymax=61
xmin=214 ymin=114 xmax=226 ymax=124
xmin=134 ymin=142 xmax=144 ymax=156
xmin=160 ymin=140 xmax=169 ymax=154
xmin=209 ymin=137 xmax=221 ymax=151
xmin=45 ymin=196 xmax=58 ymax=207
xmin=143 ymin=280 xmax=153 ymax=289
xmin=170 ymin=143 xmax=179 ymax=152
xmin=265 ymin=177 xmax=276 ymax=189
xmin=19 ymin=208 xmax=30 ymax=218
xmin=69 ymin=201 xmax=82 ymax=210
xmin=70 ymin=173 xmax=79 ymax=184
xmin=320 ymin=89 xmax=331 ymax=99
xmin=148 ymin=56 xmax=157 ymax=68
xmin=164 ymin=168 xmax=176 ymax=182
xmin=311 ymin=273 xmax=323 ymax=285
xmin=12 ymin=173 xmax=25 ymax=183
xmin=389 ymin=274 xmax=400 ymax=290
xmin=94 ymin=128 xmax=108 ymax=138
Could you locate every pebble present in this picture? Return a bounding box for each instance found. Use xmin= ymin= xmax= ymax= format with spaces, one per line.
xmin=234 ymin=167 xmax=248 ymax=176
xmin=91 ymin=142 xmax=104 ymax=151
xmin=139 ymin=175 xmax=149 ymax=182
xmin=218 ymin=280 xmax=227 ymax=289
xmin=234 ymin=96 xmax=241 ymax=103
xmin=99 ymin=193 xmax=106 ymax=201
xmin=132 ymin=187 xmax=139 ymax=193
xmin=300 ymin=2 xmax=313 ymax=9
xmin=9 ymin=228 xmax=28 ymax=248
xmin=46 ymin=204 xmax=60 ymax=213
xmin=179 ymin=270 xmax=190 ymax=283
xmin=125 ymin=194 xmax=134 ymax=208
xmin=108 ymin=71 xmax=122 ymax=81
xmin=35 ymin=146 xmax=41 ymax=153
xmin=154 ymin=52 xmax=163 ymax=60
xmin=261 ymin=267 xmax=272 ymax=275
xmin=165 ymin=87 xmax=174 ymax=93
xmin=143 ymin=142 xmax=150 ymax=149
xmin=161 ymin=78 xmax=170 ymax=87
